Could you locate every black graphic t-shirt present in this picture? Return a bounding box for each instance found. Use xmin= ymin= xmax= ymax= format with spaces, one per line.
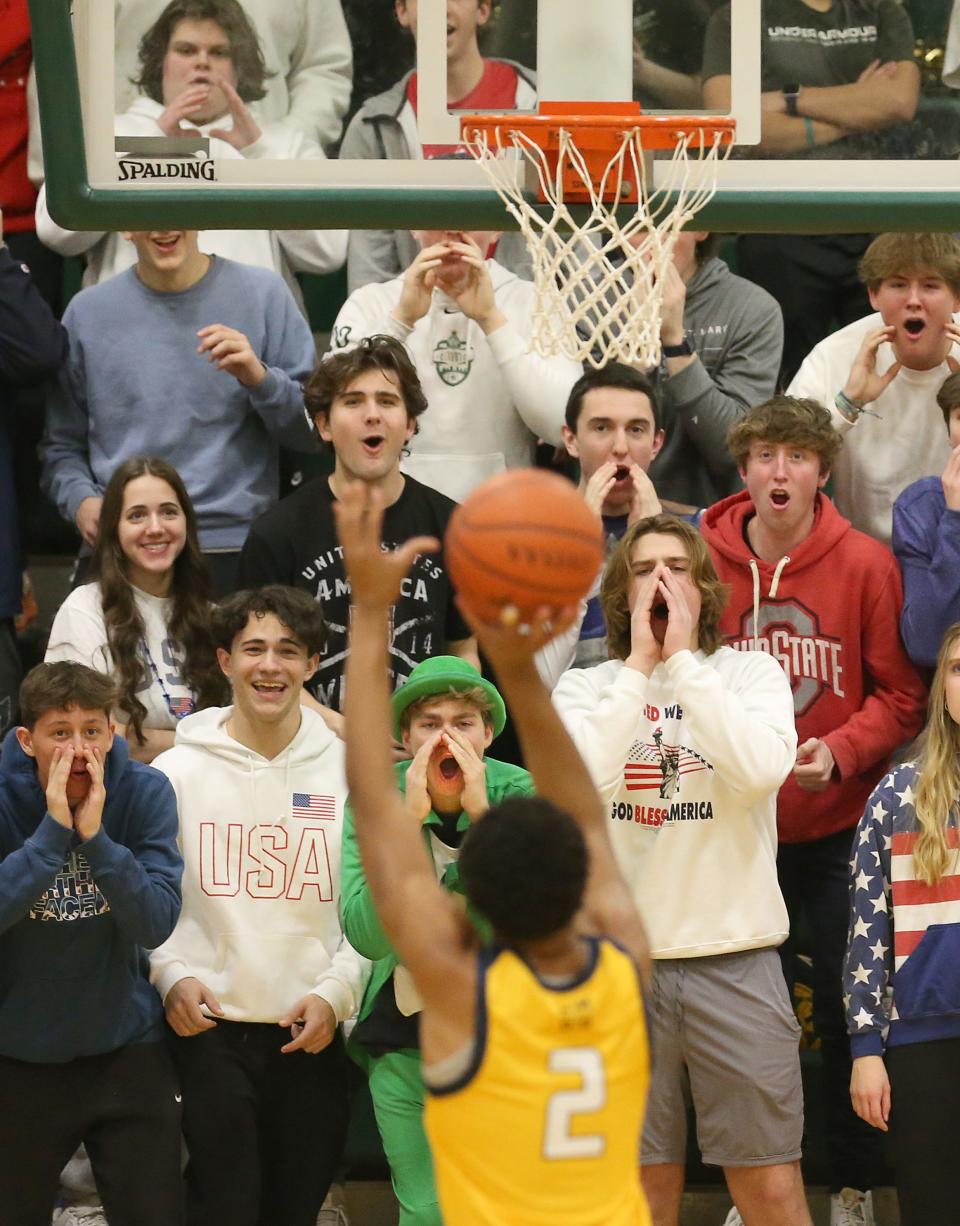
xmin=702 ymin=0 xmax=916 ymax=158
xmin=237 ymin=475 xmax=470 ymax=711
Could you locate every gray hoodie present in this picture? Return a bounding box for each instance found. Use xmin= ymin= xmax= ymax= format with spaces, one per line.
xmin=649 ymin=256 xmax=784 ymax=509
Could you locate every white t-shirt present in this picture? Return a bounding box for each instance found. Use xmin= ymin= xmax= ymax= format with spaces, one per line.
xmin=45 ymin=582 xmax=194 ymax=729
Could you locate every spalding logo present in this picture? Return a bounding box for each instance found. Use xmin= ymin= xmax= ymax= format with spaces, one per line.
xmin=118 ymin=158 xmax=216 ymax=182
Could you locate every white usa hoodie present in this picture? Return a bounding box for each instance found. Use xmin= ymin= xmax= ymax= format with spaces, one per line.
xmin=553 ymin=648 xmax=797 ymax=960
xmin=149 ymin=706 xmax=368 ymax=1023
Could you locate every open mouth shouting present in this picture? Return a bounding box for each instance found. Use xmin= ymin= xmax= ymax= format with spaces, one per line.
xmin=428 ymin=744 xmax=464 ymax=797
xmin=361 ymin=433 xmax=386 ymax=459
xmin=769 ymin=488 xmax=790 ymax=509
xmin=901 ymin=317 xmax=927 ymax=342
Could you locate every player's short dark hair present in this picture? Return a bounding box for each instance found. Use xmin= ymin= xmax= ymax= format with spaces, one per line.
xmin=727 ymin=395 xmax=842 ymax=475
xmin=695 ymin=233 xmax=722 ymax=265
xmin=937 ymin=371 xmax=960 ymax=427
xmin=211 ymin=586 xmax=326 ymax=656
xmin=564 ymin=363 xmax=661 ymax=434
xmin=133 ymin=0 xmax=271 ymax=105
xmin=304 ymin=336 xmax=429 ymax=435
xmin=19 ymin=662 xmax=117 ymax=730
xmin=458 ymin=798 xmax=588 ymax=941
xmin=858 ymin=233 xmax=960 ymax=296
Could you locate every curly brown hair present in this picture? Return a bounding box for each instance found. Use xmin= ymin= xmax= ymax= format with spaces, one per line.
xmin=858 ymin=232 xmax=960 ymax=296
xmin=601 ymin=515 xmax=729 ymax=660
xmin=91 ymin=457 xmax=228 ymax=745
xmin=133 ymin=0 xmax=271 ymax=106
xmin=305 ymin=335 xmax=429 ymax=437
xmin=727 ymin=396 xmax=842 ymax=476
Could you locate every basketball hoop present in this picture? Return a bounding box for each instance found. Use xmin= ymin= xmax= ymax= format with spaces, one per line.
xmin=460 ymin=102 xmax=736 ymax=370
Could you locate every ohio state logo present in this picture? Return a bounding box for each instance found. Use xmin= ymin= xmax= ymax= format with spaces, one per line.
xmin=733 ymin=599 xmax=845 ymax=717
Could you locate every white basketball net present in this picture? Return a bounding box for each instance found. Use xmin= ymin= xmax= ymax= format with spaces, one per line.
xmin=461 ymin=122 xmax=732 ymax=370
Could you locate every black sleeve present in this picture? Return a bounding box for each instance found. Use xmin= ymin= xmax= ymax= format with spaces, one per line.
xmin=700 ymin=4 xmax=732 ymax=82
xmin=876 ymin=0 xmax=915 ymax=62
xmin=0 ymin=246 xmax=68 ymax=388
xmin=236 ymin=518 xmax=292 ymax=589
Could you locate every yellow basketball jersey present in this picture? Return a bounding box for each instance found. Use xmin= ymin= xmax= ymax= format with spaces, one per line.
xmin=424 ymin=937 xmax=651 ymax=1226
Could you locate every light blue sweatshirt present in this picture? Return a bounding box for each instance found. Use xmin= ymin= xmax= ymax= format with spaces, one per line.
xmin=42 ymin=255 xmax=317 ymax=549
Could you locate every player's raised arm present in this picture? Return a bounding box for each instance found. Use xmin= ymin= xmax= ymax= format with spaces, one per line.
xmin=335 ymin=483 xmax=472 ymax=991
xmin=461 ymin=603 xmax=650 ymax=977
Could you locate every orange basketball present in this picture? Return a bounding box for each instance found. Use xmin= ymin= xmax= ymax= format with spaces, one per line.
xmin=445 ymin=470 xmax=605 ymax=622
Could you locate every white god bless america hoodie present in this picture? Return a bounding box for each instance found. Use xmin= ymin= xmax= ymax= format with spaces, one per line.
xmin=149 ymin=706 xmax=368 ymax=1023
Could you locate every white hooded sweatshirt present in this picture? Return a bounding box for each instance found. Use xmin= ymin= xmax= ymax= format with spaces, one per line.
xmin=149 ymin=706 xmax=368 ymax=1023
xmin=553 ymin=648 xmax=797 ymax=960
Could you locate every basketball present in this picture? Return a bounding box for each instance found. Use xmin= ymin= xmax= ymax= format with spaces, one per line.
xmin=444 ymin=470 xmax=605 ymax=621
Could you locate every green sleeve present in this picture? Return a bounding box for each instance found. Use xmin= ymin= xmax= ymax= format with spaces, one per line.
xmin=340 ymin=797 xmax=394 ymax=962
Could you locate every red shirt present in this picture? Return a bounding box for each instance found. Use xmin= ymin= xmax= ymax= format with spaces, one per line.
xmin=407 ymin=59 xmax=522 ymax=160
xmin=0 ymin=0 xmax=36 ymax=233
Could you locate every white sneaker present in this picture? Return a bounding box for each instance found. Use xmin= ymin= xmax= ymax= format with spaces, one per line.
xmin=721 ymin=1209 xmax=744 ymax=1226
xmin=52 ymin=1207 xmax=108 ymax=1226
xmin=831 ymin=1187 xmax=875 ymax=1226
xmin=315 ymin=1183 xmax=350 ymax=1226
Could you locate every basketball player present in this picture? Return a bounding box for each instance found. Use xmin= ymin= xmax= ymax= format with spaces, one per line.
xmin=336 ymin=480 xmax=652 ymax=1226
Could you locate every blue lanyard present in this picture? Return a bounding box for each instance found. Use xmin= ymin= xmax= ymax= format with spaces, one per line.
xmin=139 ymin=638 xmax=196 ymax=721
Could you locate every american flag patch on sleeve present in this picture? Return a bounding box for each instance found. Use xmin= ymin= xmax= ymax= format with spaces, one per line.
xmin=291 ymin=793 xmax=336 ymax=820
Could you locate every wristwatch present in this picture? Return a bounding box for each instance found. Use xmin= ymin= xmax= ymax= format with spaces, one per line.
xmin=662 ymin=334 xmax=694 ymax=358
xmin=782 ymin=83 xmax=801 ymax=117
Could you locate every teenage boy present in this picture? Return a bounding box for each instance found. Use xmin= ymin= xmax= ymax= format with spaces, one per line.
xmin=341 ymin=655 xmax=532 ymax=1226
xmin=41 ymin=227 xmax=317 ymax=596
xmin=700 ymin=396 xmax=926 ymax=1226
xmin=552 ymin=515 xmax=811 ymax=1226
xmin=329 ymin=230 xmax=581 ymax=502
xmin=238 ymin=335 xmax=476 ymax=717
xmin=340 ymin=0 xmax=535 ymax=292
xmin=559 ymin=363 xmax=664 ymax=669
xmin=149 ymin=586 xmax=367 ymax=1226
xmin=336 ymin=480 xmax=652 ymax=1226
xmin=788 ymin=232 xmax=960 ymax=545
xmin=36 ymin=0 xmax=346 ymax=298
xmin=893 ymin=369 xmax=960 ymax=668
xmin=0 ymin=661 xmax=183 ymax=1225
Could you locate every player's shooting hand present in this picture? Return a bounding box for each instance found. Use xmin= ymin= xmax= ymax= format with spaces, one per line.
xmin=842 ymin=325 xmax=900 ymax=409
xmin=659 ymin=260 xmax=688 ymax=348
xmin=165 ymin=977 xmax=225 ymax=1036
xmin=75 ymin=496 xmax=103 ymax=548
xmin=794 ymin=737 xmax=836 ymax=792
xmin=658 ymin=565 xmax=697 ymax=661
xmin=625 ymin=566 xmax=663 ymax=677
xmin=197 ymin=325 xmax=266 ymax=387
xmin=334 ymin=481 xmax=439 ymax=611
xmin=405 ymin=731 xmax=443 ymax=823
xmin=443 ymin=729 xmax=489 ymax=821
xmin=279 ymin=994 xmax=337 ymax=1054
xmin=393 ymin=243 xmax=449 ymax=328
xmin=628 ymin=465 xmax=661 ymax=524
xmin=850 ymin=1055 xmax=890 ymax=1132
xmin=72 ymin=745 xmax=106 ymax=840
xmin=45 ymin=745 xmax=76 ymax=830
xmin=457 ymin=600 xmax=579 ymax=671
xmin=156 ymin=84 xmax=210 ymax=137
xmin=208 ymin=77 xmax=262 ymax=150
xmin=582 ymin=461 xmax=618 ymax=519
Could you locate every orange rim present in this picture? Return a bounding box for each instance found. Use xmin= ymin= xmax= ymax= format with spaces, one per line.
xmin=461 ymin=101 xmax=736 ymax=153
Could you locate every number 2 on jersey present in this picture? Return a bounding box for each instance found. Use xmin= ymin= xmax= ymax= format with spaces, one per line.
xmin=543 ymin=1046 xmax=607 ymax=1159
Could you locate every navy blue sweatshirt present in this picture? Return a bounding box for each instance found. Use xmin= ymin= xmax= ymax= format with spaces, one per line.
xmin=0 ymin=246 xmax=68 ymax=618
xmin=0 ymin=729 xmax=182 ymax=1062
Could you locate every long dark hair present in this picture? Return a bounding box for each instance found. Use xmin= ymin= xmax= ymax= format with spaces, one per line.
xmin=90 ymin=457 xmax=227 ymax=744
xmin=133 ymin=0 xmax=272 ymax=106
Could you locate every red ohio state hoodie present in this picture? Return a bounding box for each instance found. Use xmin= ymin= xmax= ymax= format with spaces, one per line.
xmin=701 ymin=490 xmax=927 ymax=843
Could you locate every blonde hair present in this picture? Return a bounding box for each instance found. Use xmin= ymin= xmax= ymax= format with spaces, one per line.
xmin=601 ymin=515 xmax=729 ymax=661
xmin=912 ymin=623 xmax=960 ymax=886
xmin=399 ymin=686 xmax=494 ymax=732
